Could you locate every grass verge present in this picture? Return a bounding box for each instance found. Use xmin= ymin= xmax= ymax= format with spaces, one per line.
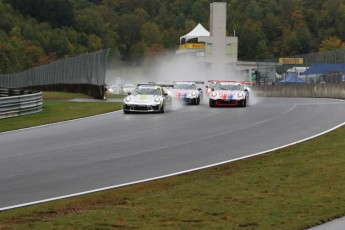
xmin=0 ymin=92 xmax=344 ymax=229
xmin=107 ymin=93 xmax=127 ymax=99
xmin=0 ymin=92 xmax=123 ymax=133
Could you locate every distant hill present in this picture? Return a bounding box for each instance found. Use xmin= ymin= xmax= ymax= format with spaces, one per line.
xmin=1 ymin=0 xmax=345 ymax=73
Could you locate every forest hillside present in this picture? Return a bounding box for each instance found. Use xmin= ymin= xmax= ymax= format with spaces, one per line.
xmin=1 ymin=0 xmax=345 ymax=74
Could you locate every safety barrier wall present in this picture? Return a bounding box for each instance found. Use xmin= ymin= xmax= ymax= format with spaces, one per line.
xmin=252 ymin=83 xmax=345 ymax=99
xmin=0 ymin=91 xmax=43 ymax=119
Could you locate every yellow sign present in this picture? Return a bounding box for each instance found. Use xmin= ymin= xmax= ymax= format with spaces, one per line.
xmin=279 ymin=58 xmax=303 ymax=64
xmin=179 ymin=43 xmax=205 ymax=49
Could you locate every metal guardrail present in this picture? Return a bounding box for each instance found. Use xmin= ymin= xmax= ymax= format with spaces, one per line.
xmin=0 ymin=88 xmax=8 ymax=97
xmin=0 ymin=90 xmax=43 ymax=119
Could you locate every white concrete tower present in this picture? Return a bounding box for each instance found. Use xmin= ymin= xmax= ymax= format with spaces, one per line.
xmin=177 ymin=2 xmax=239 ymax=79
xmin=210 ymin=2 xmax=227 ymax=77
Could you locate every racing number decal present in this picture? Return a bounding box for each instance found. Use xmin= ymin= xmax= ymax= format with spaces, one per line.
xmin=176 ymin=90 xmax=188 ymax=98
xmin=220 ymin=92 xmax=233 ymax=100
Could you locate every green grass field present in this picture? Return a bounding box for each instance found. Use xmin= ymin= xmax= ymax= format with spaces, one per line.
xmin=0 ymin=92 xmax=123 ymax=133
xmin=106 ymin=93 xmax=127 ymax=99
xmin=0 ymin=92 xmax=344 ymax=229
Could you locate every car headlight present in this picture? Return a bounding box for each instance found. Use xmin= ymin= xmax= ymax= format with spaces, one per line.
xmin=237 ymin=92 xmax=244 ymax=98
xmin=124 ymin=96 xmax=132 ymax=103
xmin=191 ymin=91 xmax=197 ymax=96
xmin=154 ymin=97 xmax=161 ymax=103
xmin=211 ymin=91 xmax=217 ymax=97
xmin=207 ymin=88 xmax=211 ymax=93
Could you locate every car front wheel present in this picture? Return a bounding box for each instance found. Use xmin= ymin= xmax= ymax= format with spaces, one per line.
xmin=160 ymin=104 xmax=165 ymax=113
xmin=240 ymin=98 xmax=246 ymax=107
xmin=209 ymin=99 xmax=215 ymax=107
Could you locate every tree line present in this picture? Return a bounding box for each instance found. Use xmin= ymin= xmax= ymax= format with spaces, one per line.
xmin=1 ymin=0 xmax=345 ymax=74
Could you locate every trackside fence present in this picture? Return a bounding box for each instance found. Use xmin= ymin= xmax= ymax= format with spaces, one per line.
xmin=257 ymin=48 xmax=345 ymax=85
xmin=0 ymin=49 xmax=110 ymax=99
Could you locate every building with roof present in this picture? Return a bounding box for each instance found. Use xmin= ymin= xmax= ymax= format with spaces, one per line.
xmin=176 ymin=2 xmax=260 ymax=83
xmin=176 ymin=21 xmax=238 ymax=64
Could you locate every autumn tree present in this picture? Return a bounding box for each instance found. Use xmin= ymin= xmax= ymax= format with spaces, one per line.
xmin=319 ymin=36 xmax=345 ymax=52
xmin=6 ymin=0 xmax=75 ymax=27
xmin=117 ymin=9 xmax=147 ymax=63
xmin=2 ymin=0 xmax=345 ymax=71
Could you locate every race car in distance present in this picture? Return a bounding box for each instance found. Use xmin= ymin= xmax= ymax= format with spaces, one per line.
xmin=206 ymin=80 xmax=218 ymax=97
xmin=123 ymin=84 xmax=173 ymax=114
xmin=208 ymin=81 xmax=249 ymax=107
xmin=206 ymin=80 xmax=252 ymax=97
xmin=121 ymin=83 xmax=136 ymax=94
xmin=172 ymin=81 xmax=204 ymax=105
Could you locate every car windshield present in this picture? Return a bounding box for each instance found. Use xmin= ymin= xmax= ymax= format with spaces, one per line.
xmin=214 ymin=84 xmax=242 ymax=91
xmin=133 ymin=87 xmax=161 ymax=95
xmin=174 ymin=84 xmax=196 ymax=90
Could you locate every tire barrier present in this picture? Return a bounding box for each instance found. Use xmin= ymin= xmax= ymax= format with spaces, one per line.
xmin=0 ymin=89 xmax=42 ymax=119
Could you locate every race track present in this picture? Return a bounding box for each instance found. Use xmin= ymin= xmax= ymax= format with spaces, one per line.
xmin=1 ymin=97 xmax=345 ymax=210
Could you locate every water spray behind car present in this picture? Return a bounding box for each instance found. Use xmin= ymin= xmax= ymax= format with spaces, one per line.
xmin=105 ymin=51 xmax=262 ymax=107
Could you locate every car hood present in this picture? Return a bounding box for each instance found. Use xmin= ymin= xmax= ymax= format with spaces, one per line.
xmin=131 ymin=94 xmax=160 ymax=103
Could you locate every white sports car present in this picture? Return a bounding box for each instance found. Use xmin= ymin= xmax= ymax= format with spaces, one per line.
xmin=172 ymin=81 xmax=204 ymax=105
xmin=208 ymin=81 xmax=249 ymax=107
xmin=123 ymin=84 xmax=173 ymax=113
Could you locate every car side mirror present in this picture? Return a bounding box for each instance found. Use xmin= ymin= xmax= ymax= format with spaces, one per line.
xmin=127 ymin=92 xmax=131 ymax=95
xmin=163 ymin=93 xmax=168 ymax=96
xmin=198 ymin=88 xmax=202 ymax=91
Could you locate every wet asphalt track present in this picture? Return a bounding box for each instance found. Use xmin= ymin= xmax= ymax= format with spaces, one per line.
xmin=1 ymin=97 xmax=345 ymax=219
